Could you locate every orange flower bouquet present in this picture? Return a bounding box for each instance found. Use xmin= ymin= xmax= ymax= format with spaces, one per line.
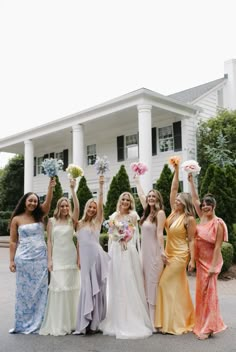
xmin=169 ymin=156 xmax=181 ymax=167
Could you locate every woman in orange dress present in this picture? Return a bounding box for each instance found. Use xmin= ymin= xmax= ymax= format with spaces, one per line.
xmin=155 ymin=162 xmax=196 ymax=335
xmin=188 ymin=173 xmax=228 ymax=340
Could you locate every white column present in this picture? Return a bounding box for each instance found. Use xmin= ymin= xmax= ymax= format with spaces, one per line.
xmin=72 ymin=124 xmax=84 ymax=168
xmin=181 ymin=118 xmax=189 ymax=192
xmin=224 ymin=59 xmax=236 ymax=110
xmin=24 ymin=139 xmax=34 ymax=193
xmin=137 ymin=104 xmax=152 ymax=194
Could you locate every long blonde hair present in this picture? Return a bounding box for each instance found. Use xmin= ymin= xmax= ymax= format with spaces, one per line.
xmin=177 ymin=192 xmax=195 ymax=217
xmin=80 ymin=198 xmax=98 ymax=226
xmin=116 ymin=192 xmax=135 ymax=213
xmin=140 ymin=189 xmax=164 ymax=225
xmin=53 ymin=197 xmax=72 ymax=220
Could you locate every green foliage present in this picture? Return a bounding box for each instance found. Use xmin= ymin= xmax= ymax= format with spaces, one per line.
xmin=155 ymin=164 xmax=173 ymax=217
xmin=99 ymin=233 xmax=109 ymax=252
xmin=221 ymin=242 xmax=234 ymax=272
xmin=197 ymin=109 xmax=236 ymax=181
xmin=104 ymin=165 xmax=132 ymax=219
xmin=77 ymin=176 xmax=93 ymax=219
xmin=0 ymin=155 xmax=24 ymax=211
xmin=205 ymin=132 xmax=235 ymax=167
xmin=133 ymin=194 xmax=143 ymax=218
xmin=200 ymin=165 xmax=236 ymax=236
xmin=48 ymin=175 xmax=64 ymax=218
xmin=0 ymin=211 xmax=12 ymax=235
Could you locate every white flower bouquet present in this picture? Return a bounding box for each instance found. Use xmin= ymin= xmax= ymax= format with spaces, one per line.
xmin=94 ymin=156 xmax=110 ymax=175
xmin=66 ymin=164 xmax=84 ymax=179
xmin=181 ymin=160 xmax=201 ymax=174
xmin=41 ymin=158 xmax=64 ymax=178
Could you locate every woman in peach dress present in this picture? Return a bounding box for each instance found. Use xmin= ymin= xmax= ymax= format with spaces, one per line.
xmin=188 ymin=174 xmax=228 ymax=340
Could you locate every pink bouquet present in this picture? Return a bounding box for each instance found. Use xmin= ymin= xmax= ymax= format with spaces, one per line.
xmin=169 ymin=155 xmax=181 ymax=167
xmin=130 ymin=162 xmax=148 ymax=176
xmin=181 ymin=160 xmax=201 ymax=174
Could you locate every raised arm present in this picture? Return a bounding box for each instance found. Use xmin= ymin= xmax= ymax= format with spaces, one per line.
xmin=188 ymin=173 xmax=202 ymax=218
xmin=47 ymin=219 xmax=53 ymax=272
xmin=96 ymin=175 xmax=104 ymax=224
xmin=187 ymin=216 xmax=196 ymax=272
xmin=9 ymin=217 xmax=18 ymax=272
xmin=134 ymin=175 xmax=147 ymax=209
xmin=41 ymin=177 xmax=56 ymax=215
xmin=170 ymin=163 xmax=179 ymax=210
xmin=70 ymin=178 xmax=79 ymax=223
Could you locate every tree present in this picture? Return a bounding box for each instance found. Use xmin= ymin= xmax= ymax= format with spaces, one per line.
xmin=48 ymin=175 xmax=64 ymax=217
xmin=155 ymin=164 xmax=173 ymax=217
xmin=0 ymin=155 xmax=24 ymax=211
xmin=104 ymin=165 xmax=132 ymax=219
xmin=77 ymin=176 xmax=93 ymax=219
xmin=197 ymin=109 xmax=236 ymax=180
xmin=104 ymin=176 xmax=120 ymax=219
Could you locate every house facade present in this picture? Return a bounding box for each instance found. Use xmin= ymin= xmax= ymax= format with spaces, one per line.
xmin=0 ymin=59 xmax=236 ymax=200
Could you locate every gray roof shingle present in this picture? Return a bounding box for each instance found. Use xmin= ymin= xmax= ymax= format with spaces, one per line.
xmin=169 ymin=77 xmax=226 ymax=103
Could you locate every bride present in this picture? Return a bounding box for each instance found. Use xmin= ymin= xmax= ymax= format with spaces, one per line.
xmin=100 ymin=192 xmax=152 ymax=339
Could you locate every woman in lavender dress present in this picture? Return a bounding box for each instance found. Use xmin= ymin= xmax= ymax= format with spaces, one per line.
xmin=134 ymin=176 xmax=166 ymax=331
xmin=9 ymin=178 xmax=56 ymax=334
xmin=74 ymin=175 xmax=109 ymax=335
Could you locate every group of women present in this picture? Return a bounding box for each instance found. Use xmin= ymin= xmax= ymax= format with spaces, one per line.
xmin=9 ymin=162 xmax=228 ymax=340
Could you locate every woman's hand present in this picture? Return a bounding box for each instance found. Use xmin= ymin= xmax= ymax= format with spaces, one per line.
xmin=77 ymin=259 xmax=81 ymax=269
xmin=9 ymin=261 xmax=16 ymax=272
xmin=69 ymin=178 xmax=76 ymax=189
xmin=187 ymin=173 xmax=193 ymax=183
xmin=208 ymin=266 xmax=216 ymax=276
xmin=49 ymin=177 xmax=56 ymax=189
xmin=161 ymin=252 xmax=168 ymax=265
xmin=48 ymin=260 xmax=53 ymax=272
xmin=188 ymin=259 xmax=195 ymax=272
xmin=99 ymin=174 xmax=105 ymax=185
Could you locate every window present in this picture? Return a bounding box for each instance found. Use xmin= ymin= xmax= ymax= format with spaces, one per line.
xmin=126 ymin=134 xmax=138 ymax=159
xmin=159 ymin=126 xmax=174 ymax=152
xmin=87 ymin=144 xmax=96 ymax=165
xmin=55 ymin=152 xmax=63 ymax=160
xmin=37 ymin=156 xmax=44 ymax=174
xmin=131 ymin=187 xmax=137 ymax=195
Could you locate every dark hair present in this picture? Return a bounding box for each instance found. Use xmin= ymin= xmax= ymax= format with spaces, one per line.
xmin=140 ymin=189 xmax=164 ymax=226
xmin=200 ymin=193 xmax=216 ymax=209
xmin=9 ymin=192 xmax=45 ymax=226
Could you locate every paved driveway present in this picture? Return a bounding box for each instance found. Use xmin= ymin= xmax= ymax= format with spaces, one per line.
xmin=1 ymin=248 xmax=236 ymax=352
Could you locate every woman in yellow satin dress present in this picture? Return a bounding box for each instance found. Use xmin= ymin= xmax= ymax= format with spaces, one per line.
xmin=155 ymin=162 xmax=196 ymax=335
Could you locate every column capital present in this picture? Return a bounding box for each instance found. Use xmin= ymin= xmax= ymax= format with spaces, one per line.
xmin=24 ymin=139 xmax=33 ymax=145
xmin=72 ymin=124 xmax=83 ymax=132
xmin=137 ymin=104 xmax=152 ymax=113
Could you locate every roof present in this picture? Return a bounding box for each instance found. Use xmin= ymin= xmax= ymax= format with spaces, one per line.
xmin=169 ymin=77 xmax=226 ymax=103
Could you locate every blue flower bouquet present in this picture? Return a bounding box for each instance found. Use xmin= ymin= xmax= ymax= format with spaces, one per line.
xmin=41 ymin=158 xmax=64 ymax=178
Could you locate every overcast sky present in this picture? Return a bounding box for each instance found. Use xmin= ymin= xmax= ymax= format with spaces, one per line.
xmin=0 ymin=0 xmax=236 ymax=166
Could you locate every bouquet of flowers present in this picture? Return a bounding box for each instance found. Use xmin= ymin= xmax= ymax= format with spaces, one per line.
xmin=94 ymin=156 xmax=110 ymax=175
xmin=169 ymin=155 xmax=181 ymax=167
xmin=41 ymin=158 xmax=64 ymax=178
xmin=66 ymin=164 xmax=84 ymax=179
xmin=130 ymin=162 xmax=148 ymax=176
xmin=108 ymin=218 xmax=134 ymax=249
xmin=181 ymin=160 xmax=201 ymax=174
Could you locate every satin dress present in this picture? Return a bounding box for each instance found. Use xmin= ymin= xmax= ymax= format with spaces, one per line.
xmin=193 ymin=217 xmax=228 ymax=337
xmin=155 ymin=212 xmax=194 ymax=334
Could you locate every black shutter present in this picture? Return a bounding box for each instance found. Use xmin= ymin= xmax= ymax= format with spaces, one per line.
xmin=63 ymin=149 xmax=68 ymax=170
xmin=117 ymin=136 xmax=124 ymax=161
xmin=173 ymin=121 xmax=182 ymax=151
xmin=50 ymin=152 xmax=55 ymax=158
xmin=152 ymin=127 xmax=157 ymax=156
xmin=43 ymin=153 xmax=48 ymax=159
xmin=34 ymin=157 xmax=36 ymax=176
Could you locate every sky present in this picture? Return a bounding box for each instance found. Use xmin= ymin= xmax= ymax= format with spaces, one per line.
xmin=0 ymin=0 xmax=236 ymax=167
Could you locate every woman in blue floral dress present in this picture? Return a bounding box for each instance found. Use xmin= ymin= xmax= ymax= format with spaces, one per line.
xmin=9 ymin=177 xmax=56 ymax=334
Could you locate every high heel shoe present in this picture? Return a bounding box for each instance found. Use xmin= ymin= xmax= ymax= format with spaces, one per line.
xmin=198 ymin=332 xmax=213 ymax=340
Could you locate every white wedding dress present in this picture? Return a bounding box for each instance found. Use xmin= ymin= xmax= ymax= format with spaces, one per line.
xmin=100 ymin=213 xmax=152 ymax=339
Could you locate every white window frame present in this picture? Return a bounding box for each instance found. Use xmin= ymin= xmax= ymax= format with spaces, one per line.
xmin=126 ymin=134 xmax=139 ymax=160
xmin=87 ymin=144 xmax=97 ymax=165
xmin=158 ymin=125 xmax=174 ymax=152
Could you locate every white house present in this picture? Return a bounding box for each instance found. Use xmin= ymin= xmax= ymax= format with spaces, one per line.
xmin=0 ymin=59 xmax=236 ymax=200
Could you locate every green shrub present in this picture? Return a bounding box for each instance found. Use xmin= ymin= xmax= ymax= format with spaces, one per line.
xmin=0 ymin=211 xmax=11 ymax=235
xmin=99 ymin=233 xmax=109 ymax=252
xmin=221 ymin=242 xmax=234 ymax=272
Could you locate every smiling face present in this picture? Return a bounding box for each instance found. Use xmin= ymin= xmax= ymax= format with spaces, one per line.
xmin=25 ymin=194 xmax=39 ymax=212
xmin=59 ymin=200 xmax=70 ymax=217
xmin=120 ymin=194 xmax=131 ymax=212
xmin=86 ymin=201 xmax=97 ymax=218
xmin=147 ymin=191 xmax=157 ymax=206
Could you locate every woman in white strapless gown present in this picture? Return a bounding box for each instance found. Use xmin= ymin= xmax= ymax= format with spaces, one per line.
xmin=39 ymin=178 xmax=80 ymax=336
xmin=100 ymin=192 xmax=152 ymax=339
